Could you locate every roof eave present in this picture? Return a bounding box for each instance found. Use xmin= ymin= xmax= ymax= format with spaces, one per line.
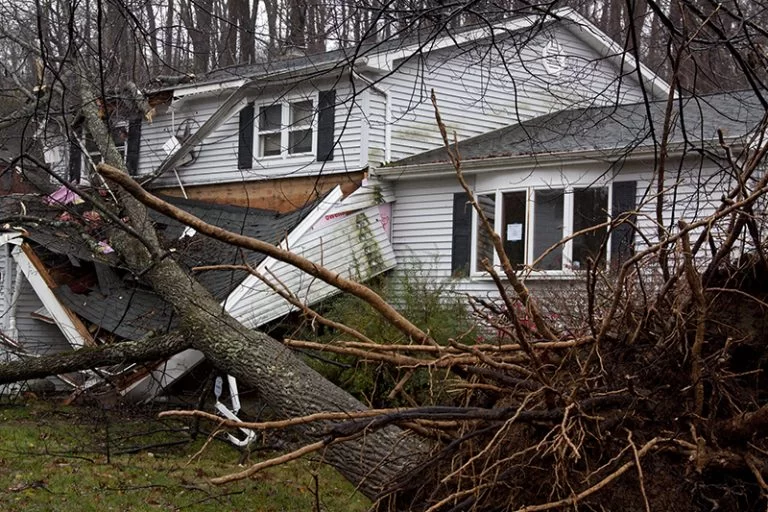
xmin=374 ymin=140 xmax=733 ymax=180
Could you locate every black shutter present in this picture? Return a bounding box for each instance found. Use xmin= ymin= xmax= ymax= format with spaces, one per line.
xmin=238 ymin=102 xmax=254 ymax=169
xmin=611 ymin=181 xmax=637 ymax=267
xmin=68 ymin=134 xmax=82 ymax=183
xmin=317 ymin=90 xmax=336 ymax=161
xmin=452 ymin=192 xmax=472 ymax=277
xmin=126 ymin=119 xmax=142 ymax=175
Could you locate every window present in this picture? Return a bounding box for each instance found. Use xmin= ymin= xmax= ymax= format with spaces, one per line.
xmin=258 ymin=104 xmax=282 ymax=157
xmin=239 ymin=90 xmax=336 ymax=168
xmin=256 ymin=99 xmax=315 ymax=158
xmin=471 ymin=186 xmax=616 ymax=273
xmin=572 ymin=187 xmax=609 ymax=269
xmin=68 ymin=121 xmax=140 ymax=183
xmin=288 ymin=100 xmax=313 ymax=154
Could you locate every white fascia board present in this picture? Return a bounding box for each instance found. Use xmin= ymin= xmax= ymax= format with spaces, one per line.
xmin=146 ymin=82 xmax=254 ymax=182
xmin=558 ymin=7 xmax=671 ymax=99
xmin=171 ymin=79 xmax=248 ymax=98
xmin=10 ymin=246 xmax=90 ymax=349
xmin=120 ymin=348 xmax=206 ymax=400
xmin=223 ymin=186 xmax=346 ymax=313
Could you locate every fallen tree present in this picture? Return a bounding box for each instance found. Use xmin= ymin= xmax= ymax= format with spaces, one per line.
xmin=43 ymin=71 xmax=429 ymax=502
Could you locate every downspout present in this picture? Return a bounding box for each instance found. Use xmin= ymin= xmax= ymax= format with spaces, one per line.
xmin=352 ymin=70 xmax=391 ymax=164
xmin=385 ymin=93 xmax=391 ymax=163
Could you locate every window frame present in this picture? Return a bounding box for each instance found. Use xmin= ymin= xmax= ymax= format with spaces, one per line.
xmin=254 ymin=95 xmax=317 ymax=161
xmin=469 ymin=184 xmax=614 ymax=278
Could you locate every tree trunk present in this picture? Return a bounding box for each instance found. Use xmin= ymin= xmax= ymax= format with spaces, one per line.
xmin=77 ymin=74 xmax=427 ymax=500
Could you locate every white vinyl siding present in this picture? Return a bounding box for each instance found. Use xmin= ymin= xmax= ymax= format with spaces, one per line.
xmin=133 ymin=20 xmax=653 ymax=187
xmin=227 ymin=205 xmax=396 ymax=328
xmin=140 ymin=82 xmax=367 ymax=187
xmin=381 ymin=23 xmax=648 ymax=162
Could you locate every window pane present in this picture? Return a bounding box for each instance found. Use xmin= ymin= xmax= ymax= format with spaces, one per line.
xmin=290 ymin=100 xmax=313 ymax=126
xmin=288 ymin=129 xmax=312 ymax=154
xmin=533 ymin=189 xmax=563 ymax=270
xmin=475 ymin=194 xmax=495 ymax=272
xmin=502 ymin=191 xmax=526 ymax=267
xmin=259 ymin=104 xmax=281 ymax=130
xmin=572 ymin=187 xmax=608 ymax=269
xmin=260 ymin=133 xmax=281 ymax=156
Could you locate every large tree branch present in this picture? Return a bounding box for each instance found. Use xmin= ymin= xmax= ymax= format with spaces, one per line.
xmin=0 ymin=333 xmax=188 ymax=384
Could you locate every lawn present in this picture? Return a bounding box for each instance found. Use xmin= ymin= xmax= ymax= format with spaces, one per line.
xmin=0 ymin=399 xmax=369 ymax=511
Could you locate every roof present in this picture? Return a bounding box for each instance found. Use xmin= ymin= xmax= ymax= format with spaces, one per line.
xmin=386 ymin=90 xmax=765 ymax=167
xmin=158 ymin=15 xmax=536 ymax=92
xmin=2 ymin=192 xmax=313 ymax=340
xmin=152 ymin=195 xmax=311 ymax=300
xmin=157 ymin=7 xmax=667 ymax=100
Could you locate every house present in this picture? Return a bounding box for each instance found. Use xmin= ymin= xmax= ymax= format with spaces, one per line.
xmin=62 ymin=7 xmax=669 ymax=212
xmin=372 ymin=89 xmax=766 ymax=303
xmin=0 ymin=6 xmax=674 ymax=401
xmin=0 ymin=180 xmax=394 ymax=403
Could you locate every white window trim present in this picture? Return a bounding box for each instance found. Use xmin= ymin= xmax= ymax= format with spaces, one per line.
xmin=254 ymin=94 xmax=318 ymax=162
xmin=469 ymin=184 xmax=614 ymax=279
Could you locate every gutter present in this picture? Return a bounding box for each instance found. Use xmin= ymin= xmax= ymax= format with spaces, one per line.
xmin=373 ymin=139 xmax=740 ymax=180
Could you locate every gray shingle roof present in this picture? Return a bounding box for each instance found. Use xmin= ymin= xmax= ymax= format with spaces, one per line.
xmin=56 ymin=286 xmax=177 ymax=341
xmin=391 ymin=90 xmax=766 ymax=166
xmin=152 ymin=196 xmax=312 ymax=300
xmin=162 ymin=11 xmax=545 ymax=89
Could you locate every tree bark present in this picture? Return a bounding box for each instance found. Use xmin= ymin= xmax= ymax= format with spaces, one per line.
xmin=0 ymin=334 xmax=188 ymax=384
xmin=76 ymin=73 xmax=427 ymax=500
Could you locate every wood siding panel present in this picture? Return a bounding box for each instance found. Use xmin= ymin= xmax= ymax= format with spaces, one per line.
xmin=155 ymin=171 xmax=364 ymax=212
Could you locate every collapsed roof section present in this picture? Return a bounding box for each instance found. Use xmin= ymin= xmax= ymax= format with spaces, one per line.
xmin=0 ymin=178 xmax=396 ymax=400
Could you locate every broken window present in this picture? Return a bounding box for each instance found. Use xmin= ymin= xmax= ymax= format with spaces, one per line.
xmin=83 ymin=124 xmax=129 ymax=168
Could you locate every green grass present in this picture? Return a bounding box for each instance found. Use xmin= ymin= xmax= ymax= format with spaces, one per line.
xmin=0 ymin=400 xmax=369 ymax=511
